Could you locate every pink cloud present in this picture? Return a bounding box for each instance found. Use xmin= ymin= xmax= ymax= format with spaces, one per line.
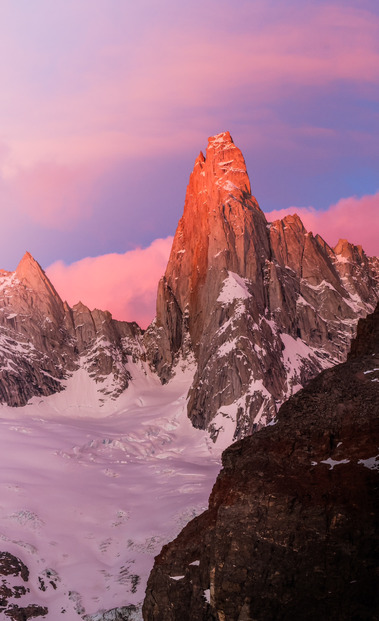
xmin=46 ymin=237 xmax=173 ymax=329
xmin=264 ymin=192 xmax=379 ymax=257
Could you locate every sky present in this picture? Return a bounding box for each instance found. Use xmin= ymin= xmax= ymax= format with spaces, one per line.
xmin=0 ymin=0 xmax=378 ymax=326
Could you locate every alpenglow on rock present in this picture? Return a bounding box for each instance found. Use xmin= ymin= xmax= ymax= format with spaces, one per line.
xmin=146 ymin=131 xmax=379 ymax=442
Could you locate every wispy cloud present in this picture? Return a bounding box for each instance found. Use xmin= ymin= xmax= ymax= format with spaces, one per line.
xmin=12 ymin=162 xmax=99 ymax=230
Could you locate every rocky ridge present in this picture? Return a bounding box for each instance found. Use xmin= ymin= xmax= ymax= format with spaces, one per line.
xmin=143 ymin=302 xmax=379 ymax=621
xmin=0 ymin=252 xmax=143 ymax=407
xmin=147 ymin=131 xmax=379 ymax=441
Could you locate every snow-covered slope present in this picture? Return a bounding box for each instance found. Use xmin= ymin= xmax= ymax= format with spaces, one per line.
xmin=0 ymin=358 xmax=222 ymax=620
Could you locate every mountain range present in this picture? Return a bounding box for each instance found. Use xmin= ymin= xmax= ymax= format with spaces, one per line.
xmin=1 ymin=132 xmax=378 ymax=446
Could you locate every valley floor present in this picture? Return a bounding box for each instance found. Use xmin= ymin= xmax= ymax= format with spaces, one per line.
xmin=0 ymin=360 xmax=222 ymax=619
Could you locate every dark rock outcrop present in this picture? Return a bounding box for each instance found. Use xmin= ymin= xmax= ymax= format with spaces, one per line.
xmin=143 ymin=303 xmax=379 ymax=621
xmin=0 ymin=552 xmax=48 ymax=619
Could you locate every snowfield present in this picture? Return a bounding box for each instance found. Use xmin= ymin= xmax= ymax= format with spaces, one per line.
xmin=0 ymin=359 xmax=223 ymax=620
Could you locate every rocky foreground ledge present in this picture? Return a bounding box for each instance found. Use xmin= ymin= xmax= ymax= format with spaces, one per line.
xmin=143 ymin=304 xmax=379 ymax=621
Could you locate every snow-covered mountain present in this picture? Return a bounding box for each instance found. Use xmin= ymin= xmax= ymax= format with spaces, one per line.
xmin=1 ymin=132 xmax=378 ymax=444
xmin=0 ymin=131 xmax=378 ymax=619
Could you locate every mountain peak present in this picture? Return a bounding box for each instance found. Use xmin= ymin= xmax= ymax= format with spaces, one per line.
xmin=16 ymin=251 xmax=46 ymax=281
xmin=334 ymin=238 xmax=350 ymax=254
xmin=194 ymin=151 xmax=205 ymax=167
xmin=282 ymin=213 xmax=306 ymax=230
xmin=17 ymin=250 xmax=39 ymax=265
xmin=207 ymin=131 xmax=234 ymax=148
xmin=14 ymin=251 xmax=65 ymax=319
xmin=334 ymin=238 xmax=365 ymax=261
xmin=269 ymin=213 xmax=306 ymax=235
xmin=203 ymin=131 xmax=251 ymax=196
xmin=22 ymin=251 xmax=33 ymax=260
xmin=154 ymin=132 xmax=270 ymax=372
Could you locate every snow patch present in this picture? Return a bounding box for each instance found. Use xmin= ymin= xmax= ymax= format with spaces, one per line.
xmin=217 ymin=338 xmax=239 ymax=357
xmin=209 ymin=405 xmax=238 ymax=450
xmin=170 ymin=575 xmax=185 ymax=581
xmin=358 ymin=454 xmax=379 ymax=471
xmin=320 ymin=458 xmax=350 ymax=470
xmin=280 ymin=333 xmax=330 ymax=399
xmin=303 ymin=279 xmax=337 ymax=293
xmin=218 ymin=179 xmax=239 ymax=193
xmin=217 ymin=272 xmax=251 ymax=304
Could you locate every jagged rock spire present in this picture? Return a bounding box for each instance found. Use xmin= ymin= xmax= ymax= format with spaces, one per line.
xmin=147 ymin=132 xmax=379 ymax=442
xmin=154 ymin=132 xmax=270 ymax=374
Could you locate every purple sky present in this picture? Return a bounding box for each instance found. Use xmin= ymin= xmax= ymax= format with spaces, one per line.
xmin=1 ymin=1 xmax=378 ymax=324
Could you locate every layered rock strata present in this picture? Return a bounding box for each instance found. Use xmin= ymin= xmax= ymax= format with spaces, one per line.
xmin=143 ymin=303 xmax=379 ymax=621
xmin=147 ymin=131 xmax=379 ymax=440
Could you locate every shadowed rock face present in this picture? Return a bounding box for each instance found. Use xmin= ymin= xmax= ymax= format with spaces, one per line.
xmin=147 ymin=131 xmax=379 ymax=440
xmin=143 ymin=303 xmax=379 ymax=621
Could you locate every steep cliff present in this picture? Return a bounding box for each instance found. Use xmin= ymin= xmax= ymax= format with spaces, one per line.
xmin=143 ymin=302 xmax=379 ymax=621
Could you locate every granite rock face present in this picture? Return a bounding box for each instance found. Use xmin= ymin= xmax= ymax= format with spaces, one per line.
xmin=143 ymin=303 xmax=379 ymax=621
xmin=0 ymin=253 xmax=143 ymax=406
xmin=148 ymin=131 xmax=379 ymax=441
